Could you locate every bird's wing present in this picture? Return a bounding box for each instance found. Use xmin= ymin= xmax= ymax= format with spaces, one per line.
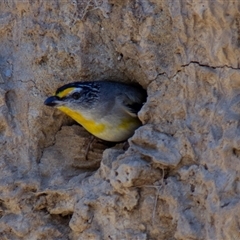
xmin=117 ymin=93 xmax=144 ymax=117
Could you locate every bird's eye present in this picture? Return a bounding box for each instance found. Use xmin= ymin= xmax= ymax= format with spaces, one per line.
xmin=72 ymin=92 xmax=81 ymax=100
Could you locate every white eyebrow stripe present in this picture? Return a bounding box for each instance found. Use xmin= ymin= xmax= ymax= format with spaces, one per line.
xmin=66 ymin=87 xmax=82 ymax=97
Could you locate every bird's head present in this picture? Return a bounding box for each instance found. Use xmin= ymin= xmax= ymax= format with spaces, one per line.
xmin=44 ymin=82 xmax=99 ymax=111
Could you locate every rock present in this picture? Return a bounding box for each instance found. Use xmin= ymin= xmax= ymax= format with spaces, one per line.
xmin=0 ymin=0 xmax=239 ymax=239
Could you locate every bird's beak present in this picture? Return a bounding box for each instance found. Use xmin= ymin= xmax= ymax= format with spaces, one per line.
xmin=44 ymin=96 xmax=60 ymax=107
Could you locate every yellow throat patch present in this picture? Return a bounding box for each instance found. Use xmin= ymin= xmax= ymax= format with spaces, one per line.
xmin=57 ymin=106 xmax=105 ymax=135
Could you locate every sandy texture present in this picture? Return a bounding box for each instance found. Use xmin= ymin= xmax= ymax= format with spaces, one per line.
xmin=0 ymin=0 xmax=240 ymax=239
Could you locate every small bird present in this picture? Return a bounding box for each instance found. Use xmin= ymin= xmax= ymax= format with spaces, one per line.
xmin=44 ymin=81 xmax=147 ymax=142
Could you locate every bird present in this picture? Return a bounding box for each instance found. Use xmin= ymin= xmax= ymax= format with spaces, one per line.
xmin=44 ymin=81 xmax=147 ymax=144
